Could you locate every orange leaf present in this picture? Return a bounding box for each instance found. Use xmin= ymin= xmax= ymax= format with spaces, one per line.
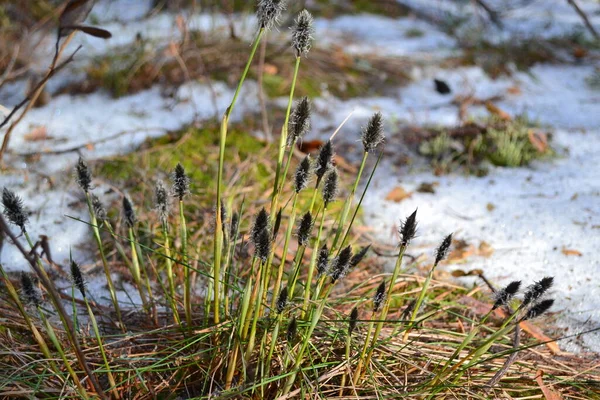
xmin=561 ymin=247 xmax=582 ymax=257
xmin=528 ymin=130 xmax=548 ymax=153
xmin=24 ymin=126 xmax=50 ymax=142
xmin=485 ymin=101 xmax=511 ymax=121
xmin=535 ymin=370 xmax=564 ymax=400
xmin=385 ymin=186 xmax=412 ymax=203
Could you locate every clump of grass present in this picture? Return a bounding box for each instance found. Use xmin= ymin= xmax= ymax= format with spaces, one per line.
xmin=418 ymin=116 xmax=554 ymax=175
xmin=0 ymin=3 xmax=594 ymax=399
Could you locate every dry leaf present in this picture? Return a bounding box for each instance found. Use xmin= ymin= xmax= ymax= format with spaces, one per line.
xmin=528 ymin=130 xmax=548 ymax=153
xmin=264 ymin=63 xmax=278 ymax=75
xmin=486 ymin=202 xmax=495 ymax=212
xmin=24 ymin=126 xmax=50 ymax=142
xmin=485 ymin=101 xmax=512 ymax=121
xmin=385 ymin=186 xmax=412 ymax=203
xmin=416 ymin=182 xmax=438 ymax=194
xmin=478 ymin=241 xmax=494 ymax=257
xmin=506 ymin=85 xmax=522 ymax=95
xmin=561 ymin=247 xmax=582 ymax=257
xmin=298 ymin=139 xmax=323 ymax=154
xmin=535 ymin=370 xmax=564 ymax=400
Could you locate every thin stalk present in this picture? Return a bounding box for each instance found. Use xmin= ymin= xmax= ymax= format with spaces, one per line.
xmin=300 ymin=208 xmax=326 ymax=319
xmin=403 ymin=263 xmax=436 ymax=342
xmin=265 ymin=313 xmax=284 ymax=377
xmin=37 ymin=308 xmax=90 ymax=400
xmin=84 ymin=194 xmax=123 ymax=328
xmin=331 ymin=151 xmax=368 ymax=250
xmin=353 ymin=309 xmax=377 ymax=385
xmin=270 ymin=56 xmax=301 ymax=213
xmin=179 ymin=200 xmax=192 ymax=327
xmin=215 ymin=28 xmax=265 ymax=324
xmin=162 ymin=224 xmax=180 ymax=325
xmin=84 ymin=298 xmax=120 ymax=399
xmin=128 ymin=228 xmax=149 ymax=309
xmin=270 ymin=194 xmax=298 ymax=312
xmin=339 ymin=330 xmax=352 ymax=395
xmin=286 ymin=245 xmax=307 ymax=301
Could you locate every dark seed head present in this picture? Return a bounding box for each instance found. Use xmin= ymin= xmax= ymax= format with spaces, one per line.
xmin=276 ymin=286 xmax=288 ymax=314
xmin=292 ymin=10 xmax=314 ymax=57
xmin=272 ymin=208 xmax=283 ymax=240
xmin=254 ymin=227 xmax=271 ymax=262
xmin=257 ymin=0 xmax=286 ymax=30
xmin=220 ymin=200 xmax=228 ymax=240
xmin=171 ymin=163 xmax=190 ymax=201
xmin=316 ymin=244 xmax=329 ymax=276
xmin=297 ymin=211 xmax=313 ymax=247
xmin=315 ymin=140 xmax=333 ymax=183
xmin=330 ymin=245 xmax=353 ymax=283
xmin=287 ymin=316 xmax=297 ymax=342
xmin=2 ymin=188 xmax=28 ymax=232
xmin=348 ymin=306 xmax=359 ymax=335
xmin=399 ymin=209 xmax=417 ymax=248
xmin=522 ymin=299 xmax=554 ymax=321
xmin=122 ymin=196 xmax=136 ymax=228
xmin=230 ymin=211 xmax=240 ymax=240
xmin=294 ymin=155 xmax=311 ymax=193
xmin=434 ymin=234 xmax=452 ymax=266
xmin=251 ymin=207 xmax=270 ymax=245
xmin=361 ymin=112 xmax=385 ymax=153
xmin=322 ymin=168 xmax=338 ymax=207
xmin=91 ymin=194 xmax=107 ymax=221
xmin=522 ymin=277 xmax=554 ymax=307
xmin=155 ymin=180 xmax=169 ymax=226
xmin=349 ymin=245 xmax=370 ymax=270
xmin=373 ymin=281 xmax=386 ymax=312
xmin=492 ymin=280 xmax=521 ymax=310
xmin=288 ymin=97 xmax=311 ymax=147
xmin=70 ymin=260 xmax=86 ymax=298
xmin=75 ymin=157 xmax=92 ymax=192
xmin=20 ymin=272 xmax=41 ymax=307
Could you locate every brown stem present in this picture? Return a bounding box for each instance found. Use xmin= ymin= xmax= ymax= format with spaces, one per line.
xmin=567 ymin=0 xmax=599 ymax=40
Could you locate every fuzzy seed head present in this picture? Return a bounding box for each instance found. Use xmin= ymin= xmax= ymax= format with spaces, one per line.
xmin=315 ymin=140 xmax=333 ymax=182
xmin=522 ymin=277 xmax=554 ymax=307
xmin=2 ymin=188 xmax=28 ymax=232
xmin=373 ymin=280 xmax=386 ymax=312
xmin=230 ymin=212 xmax=240 ymax=239
xmin=297 ymin=211 xmax=313 ymax=247
xmin=292 ymin=10 xmax=314 ymax=57
xmin=523 ymin=299 xmax=554 ymax=321
xmin=361 ymin=112 xmax=385 ymax=153
xmin=75 ymin=157 xmax=92 ymax=192
xmin=272 ymin=208 xmax=283 ymax=240
xmin=288 ymin=97 xmax=311 ymax=146
xmin=349 ymin=245 xmax=370 ymax=270
xmin=276 ymin=286 xmax=288 ymax=314
xmin=492 ymin=280 xmax=521 ymax=310
xmin=434 ymin=233 xmax=453 ymax=266
xmin=294 ymin=155 xmax=311 ymax=193
xmin=20 ymin=272 xmax=41 ymax=307
xmin=251 ymin=208 xmax=270 ymax=245
xmin=254 ymin=227 xmax=271 ymax=262
xmin=171 ymin=163 xmax=190 ymax=201
xmin=257 ymin=0 xmax=286 ymax=30
xmin=287 ymin=316 xmax=297 ymax=342
xmin=70 ymin=260 xmax=86 ymax=298
xmin=322 ymin=168 xmax=339 ymax=207
xmin=330 ymin=245 xmax=353 ymax=283
xmin=317 ymin=244 xmax=329 ymax=276
xmin=122 ymin=196 xmax=136 ymax=228
xmin=400 ymin=209 xmax=417 ymax=248
xmin=155 ymin=180 xmax=169 ymax=226
xmin=348 ymin=306 xmax=359 ymax=335
xmin=91 ymin=194 xmax=107 ymax=221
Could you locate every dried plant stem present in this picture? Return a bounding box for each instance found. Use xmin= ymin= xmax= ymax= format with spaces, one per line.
xmin=339 ymin=328 xmax=353 ymax=395
xmin=37 ymin=307 xmax=90 ymax=399
xmin=353 ymin=310 xmax=376 ymax=385
xmin=128 ymin=227 xmax=149 ymax=309
xmin=84 ymin=298 xmax=120 ymax=399
xmin=84 ymin=194 xmax=123 ymax=329
xmin=215 ymin=28 xmax=265 ymax=324
xmin=331 ymin=151 xmax=368 ymax=250
xmin=271 ymin=56 xmax=301 ymax=214
xmin=265 ymin=312 xmax=284 ymax=377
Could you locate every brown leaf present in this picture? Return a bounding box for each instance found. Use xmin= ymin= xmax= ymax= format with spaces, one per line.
xmin=385 ymin=186 xmax=412 ymax=203
xmin=264 ymin=63 xmax=278 ymax=75
xmin=416 ymin=182 xmax=438 ymax=194
xmin=535 ymin=370 xmax=564 ymax=400
xmin=478 ymin=241 xmax=494 ymax=258
xmin=507 ymin=85 xmax=522 ymax=95
xmin=24 ymin=126 xmax=50 ymax=142
xmin=528 ymin=130 xmax=548 ymax=153
xmin=561 ymin=247 xmax=582 ymax=257
xmin=298 ymin=139 xmax=323 ymax=154
xmin=485 ymin=101 xmax=511 ymax=121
